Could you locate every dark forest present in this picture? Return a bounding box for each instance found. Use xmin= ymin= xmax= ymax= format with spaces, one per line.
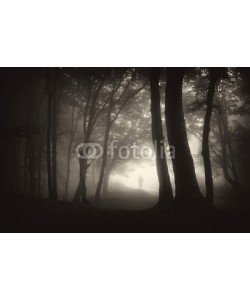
xmin=1 ymin=67 xmax=250 ymax=232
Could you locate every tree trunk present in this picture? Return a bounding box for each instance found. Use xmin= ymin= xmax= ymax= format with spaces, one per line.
xmin=221 ymin=102 xmax=240 ymax=188
xmin=165 ymin=68 xmax=203 ymax=205
xmin=64 ymin=148 xmax=71 ymax=200
xmin=74 ymin=116 xmax=92 ymax=204
xmin=47 ymin=69 xmax=60 ymax=201
xmin=150 ymin=68 xmax=173 ymax=207
xmin=73 ymin=156 xmax=88 ymax=203
xmin=95 ymin=113 xmax=111 ymax=201
xmin=29 ymin=137 xmax=36 ymax=196
xmin=65 ymin=107 xmax=77 ymax=200
xmin=217 ymin=109 xmax=240 ymax=189
xmin=202 ymin=70 xmax=217 ymax=205
xmin=52 ymin=85 xmax=58 ymax=201
xmin=24 ymin=138 xmax=29 ymax=194
xmin=103 ymin=166 xmax=111 ymax=195
xmin=47 ymin=74 xmax=53 ymax=200
xmin=37 ymin=137 xmax=42 ymax=197
xmin=73 ymin=131 xmax=91 ymax=204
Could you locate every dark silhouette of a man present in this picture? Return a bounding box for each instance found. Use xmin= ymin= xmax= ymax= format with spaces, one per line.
xmin=138 ymin=175 xmax=143 ymax=190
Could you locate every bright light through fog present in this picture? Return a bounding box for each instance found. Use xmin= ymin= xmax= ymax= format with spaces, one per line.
xmin=110 ymin=162 xmax=159 ymax=194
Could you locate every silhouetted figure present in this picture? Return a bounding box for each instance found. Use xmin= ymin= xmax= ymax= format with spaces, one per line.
xmin=138 ymin=175 xmax=143 ymax=190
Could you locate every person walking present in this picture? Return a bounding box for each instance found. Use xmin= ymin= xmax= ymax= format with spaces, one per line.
xmin=138 ymin=175 xmax=143 ymax=190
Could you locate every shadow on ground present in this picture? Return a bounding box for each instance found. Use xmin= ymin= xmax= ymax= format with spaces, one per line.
xmin=0 ymin=188 xmax=250 ymax=232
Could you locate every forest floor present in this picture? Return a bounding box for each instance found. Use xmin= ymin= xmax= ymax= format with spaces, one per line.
xmin=1 ymin=189 xmax=250 ymax=232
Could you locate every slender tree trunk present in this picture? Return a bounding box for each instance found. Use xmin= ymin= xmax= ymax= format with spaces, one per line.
xmin=65 ymin=107 xmax=76 ymax=200
xmin=217 ymin=109 xmax=239 ymax=189
xmin=221 ymin=102 xmax=240 ymax=188
xmin=47 ymin=77 xmax=53 ymax=200
xmin=64 ymin=148 xmax=71 ymax=200
xmin=73 ymin=156 xmax=88 ymax=203
xmin=165 ymin=68 xmax=203 ymax=205
xmin=24 ymin=138 xmax=29 ymax=193
xmin=52 ymin=85 xmax=58 ymax=201
xmin=29 ymin=137 xmax=36 ymax=196
xmin=47 ymin=69 xmax=60 ymax=201
xmin=74 ymin=113 xmax=92 ymax=204
xmin=95 ymin=113 xmax=111 ymax=201
xmin=10 ymin=142 xmax=16 ymax=192
xmin=37 ymin=138 xmax=42 ymax=197
xmin=150 ymin=68 xmax=173 ymax=207
xmin=11 ymin=142 xmax=19 ymax=193
xmin=73 ymin=130 xmax=90 ymax=204
xmin=12 ymin=140 xmax=22 ymax=194
xmin=202 ymin=70 xmax=217 ymax=205
xmin=103 ymin=166 xmax=111 ymax=195
xmin=91 ymin=162 xmax=96 ymax=188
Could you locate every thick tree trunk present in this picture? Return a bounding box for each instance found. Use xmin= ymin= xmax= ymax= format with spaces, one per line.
xmin=150 ymin=68 xmax=173 ymax=207
xmin=202 ymin=70 xmax=217 ymax=205
xmin=165 ymin=68 xmax=203 ymax=205
xmin=95 ymin=113 xmax=111 ymax=201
